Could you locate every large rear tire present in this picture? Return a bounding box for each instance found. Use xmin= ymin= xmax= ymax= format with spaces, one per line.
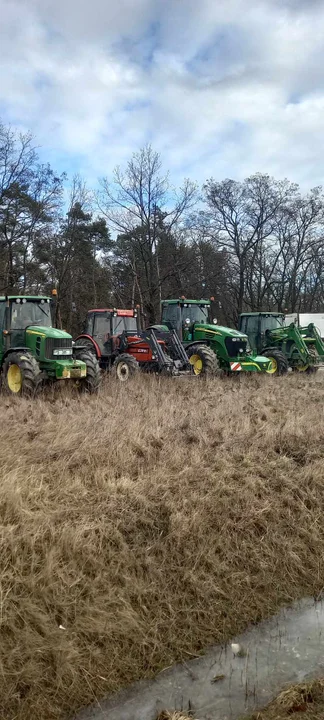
xmin=114 ymin=353 xmax=140 ymax=381
xmin=2 ymin=351 xmax=41 ymax=396
xmin=186 ymin=344 xmax=219 ymax=376
xmin=74 ymin=350 xmax=101 ymax=393
xmin=263 ymin=347 xmax=288 ymax=375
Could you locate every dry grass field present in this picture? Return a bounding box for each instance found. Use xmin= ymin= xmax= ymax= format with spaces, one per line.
xmin=0 ymin=373 xmax=324 ymax=719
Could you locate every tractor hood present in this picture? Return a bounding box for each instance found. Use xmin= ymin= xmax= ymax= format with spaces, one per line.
xmin=26 ymin=326 xmax=72 ymax=340
xmin=195 ymin=323 xmax=248 ymax=340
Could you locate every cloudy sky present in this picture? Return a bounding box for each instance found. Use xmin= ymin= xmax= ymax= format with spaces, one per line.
xmin=0 ymin=0 xmax=323 ymax=188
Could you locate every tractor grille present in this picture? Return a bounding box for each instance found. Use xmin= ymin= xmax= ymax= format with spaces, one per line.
xmin=225 ymin=337 xmax=247 ymax=358
xmin=45 ymin=337 xmax=73 ymax=360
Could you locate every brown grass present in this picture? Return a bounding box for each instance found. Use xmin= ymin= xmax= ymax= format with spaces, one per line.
xmin=157 ymin=714 xmax=193 ymax=720
xmin=244 ymin=678 xmax=324 ymax=719
xmin=0 ymin=373 xmax=324 ymax=719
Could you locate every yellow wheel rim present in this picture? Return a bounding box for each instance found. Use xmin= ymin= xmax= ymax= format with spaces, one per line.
xmin=189 ymin=354 xmax=203 ymax=375
xmin=7 ymin=364 xmax=22 ymax=393
xmin=266 ymin=357 xmax=278 ymax=374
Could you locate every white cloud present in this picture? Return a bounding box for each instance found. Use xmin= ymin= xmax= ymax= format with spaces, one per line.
xmin=1 ymin=0 xmax=324 ymax=188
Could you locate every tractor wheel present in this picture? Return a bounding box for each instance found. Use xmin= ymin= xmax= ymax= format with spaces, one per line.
xmin=263 ymin=347 xmax=288 ymax=376
xmin=74 ymin=350 xmax=101 ymax=393
xmin=306 ymin=365 xmax=318 ymax=374
xmin=114 ymin=353 xmax=140 ymax=382
xmin=74 ymin=337 xmax=97 ymax=357
xmin=186 ymin=344 xmax=219 ymax=376
xmin=2 ymin=351 xmax=41 ymax=396
xmin=305 ymin=346 xmax=318 ymax=374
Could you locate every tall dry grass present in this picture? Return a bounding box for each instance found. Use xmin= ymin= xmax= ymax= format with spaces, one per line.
xmin=0 ymin=373 xmax=324 ymax=719
xmin=243 ymin=678 xmax=324 ymax=719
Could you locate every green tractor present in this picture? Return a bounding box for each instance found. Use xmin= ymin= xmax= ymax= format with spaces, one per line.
xmin=238 ymin=311 xmax=324 ymax=375
xmin=0 ymin=294 xmax=101 ymax=395
xmin=158 ymin=298 xmax=272 ymax=375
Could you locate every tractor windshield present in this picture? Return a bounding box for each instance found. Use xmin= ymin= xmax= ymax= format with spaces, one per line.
xmin=260 ymin=314 xmax=284 ymax=332
xmin=181 ymin=304 xmax=209 ymax=325
xmin=112 ymin=316 xmax=138 ymax=334
xmin=11 ymin=300 xmax=52 ymax=329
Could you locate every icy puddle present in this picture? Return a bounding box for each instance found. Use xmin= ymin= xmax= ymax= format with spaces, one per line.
xmin=75 ymin=597 xmax=324 ymax=720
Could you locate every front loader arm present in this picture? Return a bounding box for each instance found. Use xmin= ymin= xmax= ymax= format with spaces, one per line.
xmin=299 ymin=323 xmax=324 ymax=360
xmin=266 ymin=323 xmax=311 ymax=364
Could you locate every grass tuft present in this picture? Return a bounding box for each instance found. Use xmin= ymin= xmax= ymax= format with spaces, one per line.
xmin=244 ymin=678 xmax=324 ymax=718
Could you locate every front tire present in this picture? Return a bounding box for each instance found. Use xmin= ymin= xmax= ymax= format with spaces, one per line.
xmin=2 ymin=352 xmax=41 ymax=395
xmin=305 ymin=346 xmax=319 ymax=374
xmin=114 ymin=353 xmax=140 ymax=381
xmin=186 ymin=344 xmax=219 ymax=376
xmin=263 ymin=347 xmax=288 ymax=375
xmin=74 ymin=337 xmax=97 ymax=357
xmin=74 ymin=350 xmax=101 ymax=393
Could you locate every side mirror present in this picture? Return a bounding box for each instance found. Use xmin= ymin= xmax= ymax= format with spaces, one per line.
xmin=213 ymin=318 xmax=217 ymax=324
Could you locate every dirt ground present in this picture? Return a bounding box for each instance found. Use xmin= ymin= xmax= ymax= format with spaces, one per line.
xmin=0 ymin=373 xmax=324 ymax=719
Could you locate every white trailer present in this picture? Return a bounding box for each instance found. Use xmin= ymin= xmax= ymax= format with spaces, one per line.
xmin=285 ymin=313 xmax=324 ymax=339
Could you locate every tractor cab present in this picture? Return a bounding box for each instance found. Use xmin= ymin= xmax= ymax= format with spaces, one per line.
xmin=161 ymin=299 xmax=211 ymax=340
xmin=84 ymin=309 xmax=139 ymax=355
xmin=6 ymin=296 xmax=53 ymax=348
xmin=238 ymin=312 xmax=285 ymax=354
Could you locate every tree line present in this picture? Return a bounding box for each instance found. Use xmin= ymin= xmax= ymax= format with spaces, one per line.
xmin=1 ymin=121 xmax=324 ymax=334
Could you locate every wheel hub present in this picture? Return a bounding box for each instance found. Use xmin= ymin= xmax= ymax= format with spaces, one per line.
xmin=189 ymin=354 xmax=203 ymax=375
xmin=7 ymin=364 xmax=22 ymax=393
xmin=117 ymin=363 xmax=130 ymax=381
xmin=266 ymin=357 xmax=278 ymax=374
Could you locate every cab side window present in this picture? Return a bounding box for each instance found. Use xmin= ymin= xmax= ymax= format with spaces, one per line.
xmin=161 ymin=303 xmax=179 ymax=329
xmin=244 ymin=315 xmax=260 ymax=351
xmin=85 ymin=313 xmax=94 ymax=334
xmin=0 ymin=302 xmax=5 ymax=331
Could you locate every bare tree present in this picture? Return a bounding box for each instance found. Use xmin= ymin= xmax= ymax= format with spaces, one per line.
xmin=204 ymin=174 xmax=299 ymax=319
xmin=98 ymin=145 xmax=197 ymax=322
xmin=270 ymin=187 xmax=324 ymax=312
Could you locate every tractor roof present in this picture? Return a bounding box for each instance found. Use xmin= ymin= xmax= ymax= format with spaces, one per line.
xmin=162 ymin=298 xmax=211 ymax=305
xmin=88 ymin=308 xmax=136 ymax=316
xmin=240 ymin=311 xmax=284 ymax=317
xmin=0 ymin=295 xmax=51 ymax=301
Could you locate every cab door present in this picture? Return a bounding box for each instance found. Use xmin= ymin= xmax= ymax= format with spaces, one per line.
xmin=92 ymin=313 xmax=112 ymax=354
xmin=239 ymin=315 xmax=261 ymax=353
xmin=0 ymin=301 xmax=5 ymax=362
xmin=161 ymin=303 xmax=182 ymax=338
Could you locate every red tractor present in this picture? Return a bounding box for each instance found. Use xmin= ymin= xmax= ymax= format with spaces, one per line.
xmin=74 ymin=307 xmax=190 ymax=380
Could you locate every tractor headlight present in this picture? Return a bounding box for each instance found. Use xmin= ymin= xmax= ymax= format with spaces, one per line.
xmin=53 ymin=348 xmax=73 ymax=356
